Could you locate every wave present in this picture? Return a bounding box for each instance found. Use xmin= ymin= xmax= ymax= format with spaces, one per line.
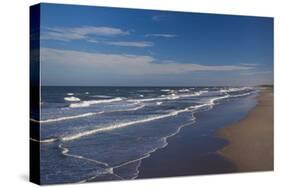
xmin=220 ymin=87 xmax=252 ymax=93
xmin=180 ymin=90 xmax=208 ymax=98
xmin=231 ymin=91 xmax=255 ymax=98
xmin=129 ymin=91 xmax=205 ymax=103
xmin=178 ymin=89 xmax=190 ymax=92
xmin=36 ymin=111 xmax=105 ymax=124
xmin=70 ymin=97 xmax=123 ymax=108
xmin=137 ymin=90 xmax=153 ymax=92
xmin=58 ymin=143 xmax=110 ymax=167
xmin=67 ymin=93 xmax=74 ymax=96
xmin=39 ymin=91 xmax=254 ymax=143
xmin=209 ymin=94 xmax=230 ymax=105
xmin=39 ymin=103 xmax=145 ymax=124
xmin=92 ymin=95 xmax=112 ymax=98
xmin=64 ymin=90 xmax=253 ymax=181
xmin=161 ymin=89 xmax=173 ymax=92
xmin=60 ymin=98 xmax=218 ymax=142
xmin=79 ymin=120 xmax=196 ymax=182
xmin=64 ymin=96 xmax=80 ymax=102
xmin=60 ymin=106 xmax=195 ymax=142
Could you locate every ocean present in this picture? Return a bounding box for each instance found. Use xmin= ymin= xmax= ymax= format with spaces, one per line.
xmin=32 ymin=86 xmax=258 ymax=184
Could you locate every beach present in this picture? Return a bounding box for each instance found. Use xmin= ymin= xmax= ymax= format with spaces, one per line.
xmin=218 ymin=87 xmax=273 ymax=172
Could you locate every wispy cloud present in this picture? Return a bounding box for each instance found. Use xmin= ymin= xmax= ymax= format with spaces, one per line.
xmin=152 ymin=15 xmax=167 ymax=21
xmin=41 ymin=26 xmax=129 ymax=41
xmin=104 ymin=41 xmax=154 ymax=48
xmin=239 ymin=70 xmax=272 ymax=76
xmin=145 ymin=34 xmax=177 ymax=38
xmin=240 ymin=63 xmax=258 ymax=67
xmin=41 ymin=26 xmax=153 ymax=48
xmin=41 ymin=48 xmax=255 ymax=75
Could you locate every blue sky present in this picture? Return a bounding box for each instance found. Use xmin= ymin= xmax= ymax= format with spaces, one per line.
xmin=39 ymin=3 xmax=273 ymax=86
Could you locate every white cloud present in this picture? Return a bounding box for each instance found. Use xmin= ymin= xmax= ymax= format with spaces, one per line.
xmin=145 ymin=34 xmax=177 ymax=38
xmin=104 ymin=41 xmax=154 ymax=48
xmin=41 ymin=26 xmax=129 ymax=41
xmin=41 ymin=48 xmax=255 ymax=75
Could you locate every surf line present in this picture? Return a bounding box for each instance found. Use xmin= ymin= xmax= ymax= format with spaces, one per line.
xmin=33 ymin=101 xmax=145 ymax=124
xmin=60 ymin=94 xmax=225 ymax=142
xmin=31 ymin=111 xmax=105 ymax=124
xmin=58 ymin=143 xmax=125 ymax=181
xmin=79 ymin=111 xmax=198 ymax=181
xmin=58 ymin=143 xmax=109 ymax=167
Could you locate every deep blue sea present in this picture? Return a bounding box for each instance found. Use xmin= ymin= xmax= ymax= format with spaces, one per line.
xmin=32 ymin=86 xmax=258 ymax=184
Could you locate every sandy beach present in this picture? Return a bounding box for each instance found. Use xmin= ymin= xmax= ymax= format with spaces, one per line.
xmin=218 ymin=87 xmax=274 ymax=172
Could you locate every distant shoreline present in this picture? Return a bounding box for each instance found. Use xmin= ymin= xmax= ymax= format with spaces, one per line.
xmin=40 ymin=85 xmax=271 ymax=88
xmin=218 ymin=87 xmax=273 ymax=171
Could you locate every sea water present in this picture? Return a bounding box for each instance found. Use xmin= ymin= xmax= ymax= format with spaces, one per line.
xmin=32 ymin=86 xmax=257 ymax=184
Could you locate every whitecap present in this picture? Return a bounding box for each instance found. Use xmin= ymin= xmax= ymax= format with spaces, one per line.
xmin=70 ymin=97 xmax=123 ymax=108
xmin=64 ymin=96 xmax=81 ymax=102
xmin=161 ymin=89 xmax=171 ymax=92
xmin=178 ymin=89 xmax=190 ymax=92
xmin=37 ymin=111 xmax=104 ymax=124
xmin=61 ymin=106 xmax=196 ymax=142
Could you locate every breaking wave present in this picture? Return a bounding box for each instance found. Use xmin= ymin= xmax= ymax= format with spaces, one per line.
xmin=64 ymin=96 xmax=81 ymax=102
xmin=70 ymin=97 xmax=123 ymax=108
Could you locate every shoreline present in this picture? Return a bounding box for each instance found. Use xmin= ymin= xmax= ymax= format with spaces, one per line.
xmin=137 ymin=90 xmax=259 ymax=179
xmin=218 ymin=87 xmax=273 ymax=172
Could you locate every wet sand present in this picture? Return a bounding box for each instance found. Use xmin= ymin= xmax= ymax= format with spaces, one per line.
xmin=218 ymin=87 xmax=273 ymax=172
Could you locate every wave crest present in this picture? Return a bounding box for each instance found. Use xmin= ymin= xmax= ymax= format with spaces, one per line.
xmin=70 ymin=97 xmax=123 ymax=108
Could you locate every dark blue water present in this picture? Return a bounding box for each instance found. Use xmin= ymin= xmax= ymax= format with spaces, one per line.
xmin=33 ymin=86 xmax=257 ymax=184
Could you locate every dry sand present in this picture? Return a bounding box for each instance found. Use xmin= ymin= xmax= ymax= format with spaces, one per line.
xmin=218 ymin=87 xmax=273 ymax=172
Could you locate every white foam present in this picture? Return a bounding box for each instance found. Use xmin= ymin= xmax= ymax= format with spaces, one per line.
xmin=58 ymin=143 xmax=109 ymax=167
xmin=38 ymin=111 xmax=104 ymax=124
xmin=220 ymin=87 xmax=252 ymax=93
xmin=93 ymin=95 xmax=112 ymax=98
xmin=64 ymin=96 xmax=81 ymax=102
xmin=110 ymin=121 xmax=196 ymax=179
xmin=161 ymin=89 xmax=172 ymax=92
xmin=70 ymin=97 xmax=123 ymax=108
xmin=67 ymin=93 xmax=74 ymax=96
xmin=61 ymin=102 xmax=208 ymax=141
xmin=37 ymin=103 xmax=144 ymax=124
xmin=129 ymin=97 xmax=163 ymax=103
xmin=129 ymin=92 xmax=201 ymax=103
xmin=61 ymin=107 xmax=194 ymax=142
xmin=209 ymin=94 xmax=230 ymax=104
xmin=180 ymin=90 xmax=208 ymax=98
xmin=85 ymin=92 xmax=89 ymax=94
xmin=178 ymin=89 xmax=190 ymax=92
xmin=156 ymin=102 xmax=163 ymax=105
xmin=231 ymin=91 xmax=254 ymax=98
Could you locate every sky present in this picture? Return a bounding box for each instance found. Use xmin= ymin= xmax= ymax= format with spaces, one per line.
xmin=39 ymin=3 xmax=273 ymax=86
